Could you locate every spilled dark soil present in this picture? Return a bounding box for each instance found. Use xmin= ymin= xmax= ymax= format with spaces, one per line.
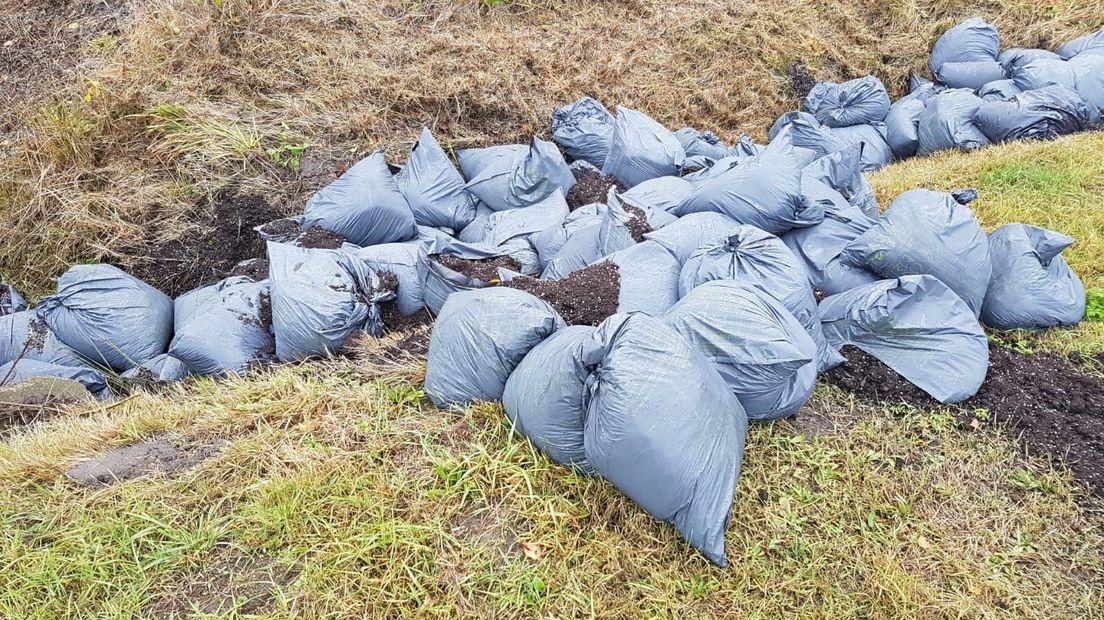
xmin=825 ymin=344 xmax=1104 ymax=495
xmin=257 ymin=218 xmax=300 ymax=240
xmin=296 ymin=226 xmax=346 ymax=249
xmin=622 ymin=205 xmax=653 ymax=242
xmin=502 ymin=262 xmax=621 ymax=326
xmin=435 ymin=255 xmax=521 ymax=282
xmin=125 ymin=192 xmax=283 ymax=297
xmin=567 ymin=169 xmax=627 ymax=211
xmin=786 ymin=60 xmax=817 ymax=100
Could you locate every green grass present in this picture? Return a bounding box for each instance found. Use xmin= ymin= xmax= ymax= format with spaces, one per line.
xmin=0 ymin=340 xmax=1101 ymax=618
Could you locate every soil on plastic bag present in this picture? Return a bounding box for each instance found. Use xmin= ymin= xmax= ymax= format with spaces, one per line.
xmin=371 ymin=270 xmax=433 ymax=333
xmin=227 ymin=259 xmax=269 ymax=281
xmin=257 ymin=218 xmax=300 ymax=239
xmin=296 ymin=226 xmax=346 ymax=249
xmin=434 ymin=255 xmax=521 ymax=282
xmin=824 ymin=344 xmax=1104 ymax=495
xmin=622 ymin=205 xmax=653 ymax=242
xmin=567 ymin=169 xmax=627 ymax=211
xmin=124 ymin=192 xmax=283 ymax=297
xmin=501 ymin=261 xmax=621 ymax=326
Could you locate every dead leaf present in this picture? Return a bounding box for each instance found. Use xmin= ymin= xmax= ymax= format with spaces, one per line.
xmin=521 ymin=542 xmax=543 ymax=561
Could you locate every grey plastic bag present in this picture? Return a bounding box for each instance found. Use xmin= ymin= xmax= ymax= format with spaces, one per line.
xmin=841 ymin=188 xmax=992 ymax=317
xmin=355 ymin=240 xmax=430 ymax=316
xmin=501 ymin=325 xmax=597 ymax=475
xmin=663 ymin=281 xmax=816 ymax=421
xmin=36 ymin=264 xmax=173 ymax=371
xmin=642 ymin=212 xmax=740 ymax=264
xmin=456 ymin=144 xmax=527 ymax=180
xmin=424 ymin=287 xmax=565 ymax=407
xmin=530 ymin=209 xmax=604 ymax=267
xmin=169 ymin=276 xmax=275 ymax=377
xmin=930 ymin=18 xmax=1004 ymax=89
xmin=601 ymin=106 xmax=686 ymax=187
xmin=395 ymin=128 xmax=478 ymax=231
xmin=802 ymin=144 xmax=879 ymax=218
xmin=916 ymin=89 xmax=990 ymax=156
xmin=973 ymin=85 xmax=1099 ymax=143
xmin=767 ymin=112 xmax=846 ymax=163
xmin=300 ymin=151 xmax=418 ymax=247
xmin=0 ymin=358 xmax=111 ymax=401
xmin=675 ymin=147 xmax=823 ymax=235
xmin=458 ymin=190 xmax=569 ymax=248
xmin=268 ymin=242 xmax=393 ymax=362
xmin=600 ymin=241 xmax=681 ymax=316
xmin=819 ymin=275 xmax=988 ymax=403
xmin=580 ymin=312 xmax=747 ymax=567
xmin=1056 ymin=27 xmax=1104 ymax=60
xmin=541 ymin=194 xmax=635 ymax=279
xmin=934 ymin=61 xmax=1006 ymax=90
xmin=781 ymin=205 xmax=881 ymax=295
xmin=679 ymin=225 xmax=842 ymax=372
xmin=981 ymin=224 xmax=1085 ymax=329
xmin=0 ymin=310 xmax=85 ymax=368
xmin=464 ymin=138 xmax=575 ymax=212
xmin=1070 ymin=54 xmax=1104 ymax=109
xmin=620 ymin=176 xmax=694 ymax=214
xmin=999 ymin=48 xmax=1061 ymax=73
xmin=830 ymin=123 xmax=892 ymax=171
xmin=1012 ymin=58 xmax=1077 ymax=91
xmin=121 ymin=353 xmax=192 ymax=382
xmin=1 ymin=284 xmax=26 ymax=316
xmin=552 ymin=97 xmax=615 ymax=168
xmin=802 ymin=76 xmax=891 ymax=128
xmin=977 ymin=79 xmax=1023 ymax=101
xmin=423 ymin=240 xmax=514 ymax=315
xmin=884 ymin=97 xmax=927 ymax=160
xmin=675 ymin=127 xmax=732 ymax=160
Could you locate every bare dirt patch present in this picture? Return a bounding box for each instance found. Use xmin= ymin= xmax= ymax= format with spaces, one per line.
xmin=824 ymin=344 xmax=1104 ymax=495
xmin=144 ymin=552 xmax=298 ymax=618
xmin=65 ymin=436 xmax=225 ymax=487
xmin=566 ymin=169 xmax=627 ymax=211
xmin=785 ymin=60 xmax=817 ymax=100
xmin=501 ymin=261 xmax=621 ymax=326
xmin=434 ymin=255 xmax=520 ymax=282
xmin=0 ymin=376 xmax=92 ymax=438
xmin=123 ymin=192 xmax=283 ymax=297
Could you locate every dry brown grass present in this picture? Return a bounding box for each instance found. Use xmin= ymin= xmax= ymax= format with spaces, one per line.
xmin=3 ymin=0 xmax=1103 ymax=293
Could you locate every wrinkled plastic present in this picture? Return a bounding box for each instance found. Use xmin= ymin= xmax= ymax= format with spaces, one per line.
xmin=600 ymin=241 xmax=681 ymax=316
xmin=841 ymin=188 xmax=992 ymax=317
xmin=781 ymin=205 xmax=881 ymax=295
xmin=675 ymin=147 xmax=823 ymax=235
xmin=541 ymin=194 xmax=635 ymax=279
xmin=663 ymin=281 xmax=816 ymax=421
xmin=1056 ymin=27 xmax=1104 ymax=60
xmin=423 ymin=240 xmax=513 ymax=315
xmin=395 ymin=128 xmax=478 ymax=231
xmin=803 ymin=76 xmax=891 ymax=128
xmin=884 ymin=97 xmax=927 ymax=159
xmin=819 ymin=275 xmax=989 ymax=403
xmin=0 ymin=285 xmax=26 ymax=316
xmin=458 ymin=190 xmax=569 ymax=248
xmin=424 ymin=287 xmax=565 ymax=407
xmin=580 ymin=313 xmax=747 ymax=567
xmin=802 ymin=145 xmax=879 ymax=218
xmin=0 ymin=358 xmax=111 ymax=401
xmin=999 ymin=48 xmax=1061 ymax=74
xmin=642 ymin=212 xmax=740 ymax=264
xmin=619 ymin=176 xmax=694 ymax=214
xmin=934 ymin=60 xmax=1006 ymax=90
xmin=675 ymin=127 xmax=732 ymax=160
xmin=268 ymin=243 xmax=393 ymax=362
xmin=530 ymin=208 xmax=604 ymax=267
xmin=501 ymin=325 xmax=596 ymax=474
xmin=465 ymin=138 xmax=575 ymax=212
xmin=355 ymin=240 xmax=430 ymax=316
xmin=973 ymin=85 xmax=1099 ymax=143
xmin=300 ymin=151 xmax=418 ymax=247
xmin=930 ymin=18 xmax=1002 ymax=89
xmin=0 ymin=310 xmax=85 ymax=368
xmin=601 ymin=106 xmax=686 ymax=186
xmin=456 ymin=144 xmax=526 ymax=180
xmin=679 ymin=225 xmax=842 ymax=371
xmin=981 ymin=224 xmax=1085 ymax=329
xmin=552 ymin=97 xmax=615 ymax=168
xmin=1012 ymin=58 xmax=1077 ymax=91
xmin=767 ymin=112 xmax=846 ymax=163
xmin=121 ymin=353 xmax=192 ymax=382
xmin=1070 ymin=54 xmax=1104 ymax=109
xmin=977 ymin=79 xmax=1023 ymax=101
xmin=36 ymin=264 xmax=173 ymax=371
xmin=169 ymin=276 xmax=275 ymax=376
xmin=830 ymin=123 xmax=892 ymax=171
xmin=917 ymin=89 xmax=989 ymax=156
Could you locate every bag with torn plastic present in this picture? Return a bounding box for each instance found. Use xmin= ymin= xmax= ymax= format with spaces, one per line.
xmin=579 ymin=312 xmax=747 ymax=567
xmin=829 ymin=123 xmax=892 ymax=171
xmin=169 ymin=276 xmax=276 ymax=377
xmin=268 ymin=242 xmax=393 ymax=362
xmin=819 ymin=275 xmax=989 ymax=403
xmin=0 ymin=310 xmax=85 ymax=368
xmin=663 ymin=280 xmax=816 ymax=421
xmin=981 ymin=224 xmax=1085 ymax=329
xmin=424 ymin=287 xmax=564 ymax=407
xmin=0 ymin=285 xmax=26 ymax=316
xmin=423 ymin=240 xmax=520 ymax=315
xmin=36 ymin=264 xmax=174 ymax=371
xmin=355 ymin=240 xmax=431 ymax=316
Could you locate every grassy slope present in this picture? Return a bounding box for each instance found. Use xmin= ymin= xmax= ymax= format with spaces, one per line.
xmin=3 ymin=0 xmax=1104 ymax=293
xmin=6 ymin=126 xmax=1104 ymax=617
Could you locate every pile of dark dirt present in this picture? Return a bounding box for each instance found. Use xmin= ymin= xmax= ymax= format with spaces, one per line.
xmin=567 ymin=169 xmax=627 ymax=210
xmin=65 ymin=436 xmax=224 ymax=488
xmin=380 ymin=303 xmax=435 ymax=333
xmin=227 ymin=259 xmax=269 ymax=281
xmin=296 ymin=226 xmax=346 ymax=249
xmin=124 ymin=192 xmax=283 ymax=297
xmin=257 ymin=218 xmax=300 ymax=239
xmin=501 ymin=261 xmax=621 ymax=326
xmin=434 ymin=255 xmax=521 ymax=282
xmin=622 ymin=205 xmax=653 ymax=242
xmin=786 ymin=60 xmax=817 ymax=100
xmin=824 ymin=344 xmax=1104 ymax=495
